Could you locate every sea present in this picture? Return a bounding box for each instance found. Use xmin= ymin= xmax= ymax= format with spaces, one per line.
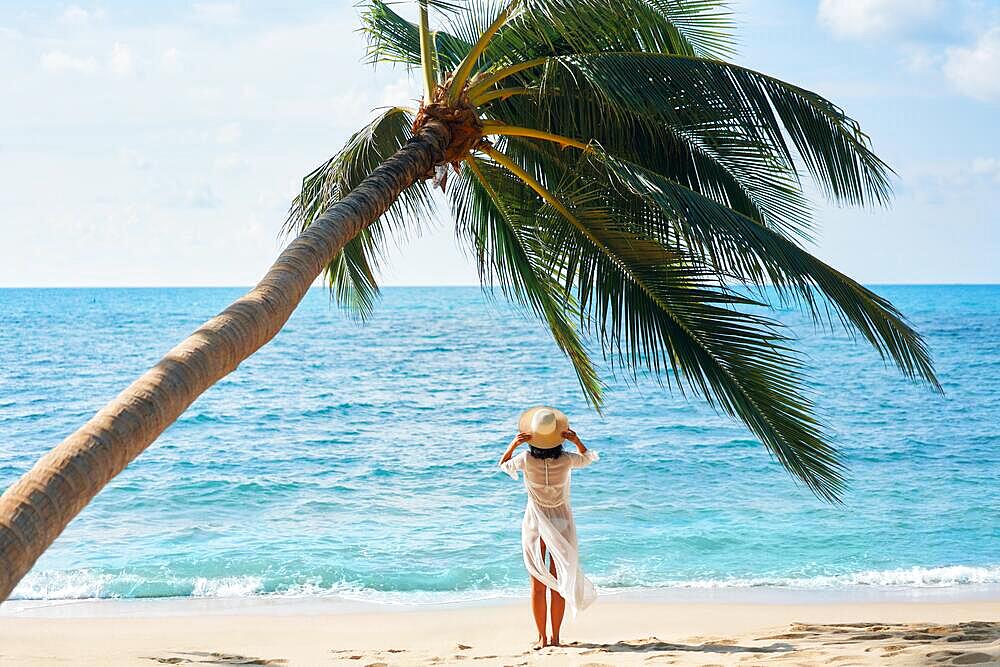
xmin=0 ymin=285 xmax=997 ymax=604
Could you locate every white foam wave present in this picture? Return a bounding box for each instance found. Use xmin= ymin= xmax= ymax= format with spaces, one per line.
xmin=9 ymin=565 xmax=1000 ymax=601
xmin=10 ymin=569 xmax=123 ymax=600
xmin=602 ymin=565 xmax=1000 ymax=590
xmin=191 ymin=576 xmax=264 ymax=598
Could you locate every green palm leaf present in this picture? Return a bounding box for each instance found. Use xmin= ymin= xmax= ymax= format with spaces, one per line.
xmin=494 ymin=0 xmax=733 ymax=62
xmin=484 ymin=83 xmax=813 ymax=237
xmin=502 ymin=167 xmax=846 ymax=499
xmin=361 ymin=0 xmax=472 ymax=72
xmin=538 ymin=52 xmax=892 ymax=206
xmin=324 ymin=0 xmax=940 ymax=501
xmin=450 ymin=155 xmax=603 ymax=406
xmin=285 ymin=106 xmax=435 ymax=319
xmin=361 ymin=0 xmax=733 ymax=76
xmin=490 ymin=131 xmax=937 ymax=389
xmin=583 ymin=151 xmax=939 ymax=388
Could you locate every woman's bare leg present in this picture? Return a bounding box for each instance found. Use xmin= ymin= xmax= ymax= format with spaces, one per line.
xmin=548 ymin=555 xmax=565 ymax=646
xmin=529 ymin=539 xmax=548 ymax=649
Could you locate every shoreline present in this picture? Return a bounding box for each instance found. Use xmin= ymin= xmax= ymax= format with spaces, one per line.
xmin=4 ymin=583 xmax=999 ymax=618
xmin=1 ymin=595 xmax=997 ymax=665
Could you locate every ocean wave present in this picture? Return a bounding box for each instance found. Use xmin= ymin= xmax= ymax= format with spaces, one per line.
xmin=11 ymin=565 xmax=1000 ymax=602
xmin=191 ymin=576 xmax=264 ymax=597
xmin=615 ymin=565 xmax=1000 ymax=589
xmin=11 ymin=569 xmax=121 ymax=600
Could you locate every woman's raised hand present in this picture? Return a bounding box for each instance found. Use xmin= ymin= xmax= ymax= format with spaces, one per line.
xmin=500 ymin=432 xmax=532 ymax=465
xmin=561 ymin=429 xmax=582 ymax=446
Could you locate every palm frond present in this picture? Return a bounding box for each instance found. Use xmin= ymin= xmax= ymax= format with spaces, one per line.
xmin=360 ymin=0 xmax=735 ymax=81
xmin=493 ymin=0 xmax=734 ymax=62
xmin=450 ymin=156 xmax=603 ymax=406
xmin=361 ymin=0 xmax=473 ymax=72
xmin=482 ymin=69 xmax=814 ymax=238
xmin=422 ymin=0 xmax=471 ymax=14
xmin=645 ymin=0 xmax=733 ymax=58
xmin=489 ymin=131 xmax=937 ymax=390
xmin=583 ymin=152 xmax=939 ymax=388
xmin=481 ymin=158 xmax=846 ymax=499
xmin=447 ymin=0 xmax=521 ymax=100
xmin=322 ymin=0 xmax=933 ymax=502
xmin=285 ymin=106 xmax=435 ymax=319
xmin=542 ymin=52 xmax=893 ymax=206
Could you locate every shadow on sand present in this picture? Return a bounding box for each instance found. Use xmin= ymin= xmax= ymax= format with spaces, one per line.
xmin=566 ymin=637 xmax=794 ymax=655
xmin=146 ymin=651 xmax=287 ymax=665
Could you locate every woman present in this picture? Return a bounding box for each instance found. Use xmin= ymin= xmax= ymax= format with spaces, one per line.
xmin=498 ymin=406 xmax=599 ymax=650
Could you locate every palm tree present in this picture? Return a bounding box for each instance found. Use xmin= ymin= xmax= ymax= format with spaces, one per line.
xmin=0 ymin=0 xmax=939 ymax=602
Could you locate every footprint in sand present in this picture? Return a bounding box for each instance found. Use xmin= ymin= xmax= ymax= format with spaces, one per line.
xmin=757 ymin=632 xmax=814 ymax=639
xmin=951 ymin=653 xmax=1000 ymax=665
xmin=146 ymin=652 xmax=285 ymax=665
xmin=850 ymin=633 xmax=894 ymax=640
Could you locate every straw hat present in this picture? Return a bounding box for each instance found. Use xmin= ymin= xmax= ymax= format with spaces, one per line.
xmin=518 ymin=406 xmax=569 ymax=449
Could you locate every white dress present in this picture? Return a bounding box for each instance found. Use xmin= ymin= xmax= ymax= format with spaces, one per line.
xmin=500 ymin=449 xmax=600 ymax=618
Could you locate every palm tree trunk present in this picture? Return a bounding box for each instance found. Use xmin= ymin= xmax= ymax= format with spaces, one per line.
xmin=0 ymin=121 xmax=451 ymax=603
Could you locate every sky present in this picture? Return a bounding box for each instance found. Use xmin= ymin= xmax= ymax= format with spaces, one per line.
xmin=0 ymin=0 xmax=997 ymax=287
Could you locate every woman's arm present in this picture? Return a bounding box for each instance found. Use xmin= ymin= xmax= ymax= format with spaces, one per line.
xmin=499 ymin=432 xmax=532 ymax=465
xmin=562 ymin=428 xmax=598 ymax=469
xmin=561 ymin=428 xmax=586 ymax=454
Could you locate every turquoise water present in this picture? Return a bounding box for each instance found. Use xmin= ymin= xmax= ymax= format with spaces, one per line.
xmin=0 ymin=286 xmax=997 ymax=601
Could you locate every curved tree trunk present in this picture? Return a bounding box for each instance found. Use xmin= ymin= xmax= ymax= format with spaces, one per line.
xmin=0 ymin=122 xmax=450 ymax=602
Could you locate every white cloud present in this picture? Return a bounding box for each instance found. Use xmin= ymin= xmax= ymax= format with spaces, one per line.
xmin=943 ymin=27 xmax=1000 ymax=101
xmin=817 ymin=0 xmax=940 ymax=39
xmin=3 ymin=5 xmax=473 ymax=287
xmin=378 ymin=76 xmax=421 ymax=108
xmin=183 ymin=184 xmax=220 ymax=209
xmin=901 ymin=45 xmax=941 ymax=73
xmin=59 ymin=5 xmax=105 ymax=25
xmin=117 ymin=148 xmax=151 ymax=171
xmin=971 ymin=157 xmax=1000 ymax=182
xmin=160 ymin=47 xmax=180 ymax=72
xmin=60 ymin=5 xmax=90 ymax=23
xmin=40 ymin=50 xmax=97 ymax=73
xmin=192 ymin=3 xmax=241 ymax=25
xmin=213 ymin=154 xmax=250 ymax=172
xmin=109 ymin=42 xmax=134 ymax=76
xmin=215 ymin=122 xmax=242 ymax=144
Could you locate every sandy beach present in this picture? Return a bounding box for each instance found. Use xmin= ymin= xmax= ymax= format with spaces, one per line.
xmin=2 ymin=591 xmax=998 ymax=666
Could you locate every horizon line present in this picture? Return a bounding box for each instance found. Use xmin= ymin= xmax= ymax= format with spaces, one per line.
xmin=1 ymin=282 xmax=999 ymax=289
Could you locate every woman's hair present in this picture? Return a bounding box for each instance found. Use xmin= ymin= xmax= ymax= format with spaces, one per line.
xmin=528 ymin=445 xmax=564 ymax=460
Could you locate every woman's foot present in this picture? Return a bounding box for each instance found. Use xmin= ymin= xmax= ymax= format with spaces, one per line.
xmin=532 ymin=636 xmax=548 ymax=650
xmin=549 ymin=635 xmax=561 ymax=647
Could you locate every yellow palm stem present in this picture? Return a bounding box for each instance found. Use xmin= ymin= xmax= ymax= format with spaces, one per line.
xmin=479 ymin=145 xmax=608 ymax=254
xmin=471 ymin=87 xmax=533 ymax=105
xmin=465 ymin=57 xmax=548 ymax=101
xmin=418 ymin=0 xmax=436 ymax=100
xmin=448 ymin=0 xmax=521 ymax=102
xmin=463 ymin=157 xmax=498 ymax=200
xmin=480 ymin=122 xmax=592 ymax=152
xmin=481 ymin=152 xmax=683 ymax=368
